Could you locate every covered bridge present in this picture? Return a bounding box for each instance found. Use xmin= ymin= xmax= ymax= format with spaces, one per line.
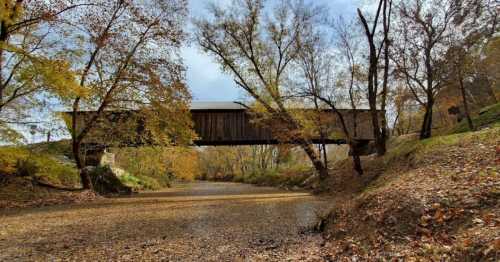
xmin=190 ymin=102 xmax=380 ymax=145
xmin=66 ymin=102 xmax=384 ymax=164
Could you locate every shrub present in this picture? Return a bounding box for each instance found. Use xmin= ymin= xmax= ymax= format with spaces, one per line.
xmin=0 ymin=146 xmax=80 ymax=187
xmin=87 ymin=166 xmax=131 ymax=195
xmin=114 ymin=147 xmax=198 ymax=189
xmin=119 ymin=173 xmax=162 ymax=191
xmin=452 ymin=102 xmax=500 ymax=133
xmin=0 ymin=147 xmax=28 ymax=175
xmin=15 ymin=159 xmax=38 ymax=177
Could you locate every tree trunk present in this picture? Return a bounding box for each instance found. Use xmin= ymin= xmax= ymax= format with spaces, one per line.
xmin=367 ymin=38 xmax=385 ymax=156
xmin=352 ymin=154 xmax=363 ymax=176
xmin=379 ymin=0 xmax=391 ymax=156
xmin=79 ymin=167 xmax=93 ymax=191
xmin=72 ymin=139 xmax=93 ymax=190
xmin=420 ymin=99 xmax=434 ymax=139
xmin=71 ymin=97 xmax=93 ymax=190
xmin=349 ymin=141 xmax=363 ymax=176
xmin=459 ymin=77 xmax=474 ymax=131
xmin=301 ymin=142 xmax=329 ymax=180
xmin=321 ymin=143 xmax=328 ymax=169
xmin=358 ymin=3 xmax=387 ymax=157
xmin=369 ymin=97 xmax=386 ymax=155
xmin=0 ymin=21 xmax=7 ymax=107
xmin=0 ymin=46 xmax=3 ymax=106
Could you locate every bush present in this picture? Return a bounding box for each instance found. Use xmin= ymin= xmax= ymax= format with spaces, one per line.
xmin=114 ymin=147 xmax=198 ymax=189
xmin=452 ymin=102 xmax=500 ymax=133
xmin=210 ymin=166 xmax=311 ymax=188
xmin=15 ymin=159 xmax=38 ymax=177
xmin=119 ymin=173 xmax=162 ymax=191
xmin=0 ymin=147 xmax=28 ymax=175
xmin=0 ymin=146 xmax=80 ymax=187
xmin=87 ymin=166 xmax=131 ymax=195
xmin=32 ymin=155 xmax=80 ymax=186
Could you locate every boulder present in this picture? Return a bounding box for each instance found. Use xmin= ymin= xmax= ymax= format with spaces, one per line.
xmin=84 ymin=166 xmax=132 ymax=195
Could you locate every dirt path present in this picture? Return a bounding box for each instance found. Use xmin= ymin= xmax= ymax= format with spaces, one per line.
xmin=0 ymin=182 xmax=331 ymax=261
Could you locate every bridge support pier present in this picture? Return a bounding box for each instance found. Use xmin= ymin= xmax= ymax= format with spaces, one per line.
xmin=82 ymin=145 xmax=108 ymax=166
xmin=349 ymin=140 xmax=376 ymax=156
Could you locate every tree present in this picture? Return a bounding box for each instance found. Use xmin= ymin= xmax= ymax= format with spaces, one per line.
xmin=440 ymin=0 xmax=499 ymax=131
xmin=294 ymin=16 xmax=365 ymax=175
xmin=444 ymin=46 xmax=475 ymax=130
xmin=391 ymin=83 xmax=419 ymax=136
xmin=392 ymin=0 xmax=458 ymax=139
xmin=195 ymin=0 xmax=329 ymax=180
xmin=0 ymin=1 xmax=86 ymax=138
xmin=356 ymin=0 xmax=392 ymax=155
xmin=454 ymin=0 xmax=498 ymax=39
xmin=65 ymin=0 xmax=193 ymax=189
xmin=115 ymin=147 xmax=199 ymax=187
xmin=482 ymin=37 xmax=500 ymax=100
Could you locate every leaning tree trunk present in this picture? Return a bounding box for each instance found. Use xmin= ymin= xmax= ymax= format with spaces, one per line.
xmin=278 ymin=109 xmax=329 ymax=180
xmin=300 ymin=142 xmax=329 ymax=180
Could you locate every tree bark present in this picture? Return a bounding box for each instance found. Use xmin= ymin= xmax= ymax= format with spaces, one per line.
xmin=313 ymin=96 xmax=328 ymax=168
xmin=79 ymin=168 xmax=93 ymax=191
xmin=420 ymin=38 xmax=435 ymax=140
xmin=0 ymin=21 xmax=8 ymax=106
xmin=300 ymin=142 xmax=329 ymax=180
xmin=420 ymin=97 xmax=434 ymax=139
xmin=358 ymin=4 xmax=387 ymax=156
xmin=458 ymin=75 xmax=474 ymax=131
xmin=321 ymin=143 xmax=328 ymax=169
xmin=352 ymin=153 xmax=363 ymax=176
xmin=72 ymin=139 xmax=93 ymax=190
xmin=379 ymin=0 xmax=391 ymax=156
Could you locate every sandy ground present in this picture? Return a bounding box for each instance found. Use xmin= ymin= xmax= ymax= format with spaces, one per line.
xmin=0 ymin=182 xmax=331 ymax=261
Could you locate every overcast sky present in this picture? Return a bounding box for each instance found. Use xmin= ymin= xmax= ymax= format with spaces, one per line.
xmin=183 ymin=0 xmax=359 ymax=102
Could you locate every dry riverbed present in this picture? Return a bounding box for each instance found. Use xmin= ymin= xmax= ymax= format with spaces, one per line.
xmin=0 ymin=182 xmax=331 ymax=261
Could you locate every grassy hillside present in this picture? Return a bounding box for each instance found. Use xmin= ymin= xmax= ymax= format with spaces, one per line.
xmin=0 ymin=141 xmax=94 ymax=209
xmin=0 ymin=145 xmax=80 ymax=187
xmin=320 ymin=111 xmax=500 ymax=260
xmin=0 ymin=140 xmax=185 ymax=195
xmin=452 ymin=102 xmax=500 ymax=133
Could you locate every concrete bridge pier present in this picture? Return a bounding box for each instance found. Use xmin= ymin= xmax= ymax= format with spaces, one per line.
xmin=82 ymin=146 xmax=114 ymax=167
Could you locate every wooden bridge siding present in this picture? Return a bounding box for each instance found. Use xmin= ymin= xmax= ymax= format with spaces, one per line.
xmin=67 ymin=109 xmax=384 ymax=146
xmin=190 ymin=109 xmax=384 ymax=145
xmin=191 ymin=110 xmax=273 ymax=143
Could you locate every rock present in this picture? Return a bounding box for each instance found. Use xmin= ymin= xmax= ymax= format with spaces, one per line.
xmin=99 ymin=151 xmax=116 ymax=166
xmin=87 ymin=165 xmax=132 ymax=195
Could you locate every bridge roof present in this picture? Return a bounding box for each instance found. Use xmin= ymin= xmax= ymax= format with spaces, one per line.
xmin=66 ymin=101 xmax=376 ymax=113
xmin=189 ymin=101 xmax=375 ymax=111
xmin=190 ymin=101 xmax=247 ymax=110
